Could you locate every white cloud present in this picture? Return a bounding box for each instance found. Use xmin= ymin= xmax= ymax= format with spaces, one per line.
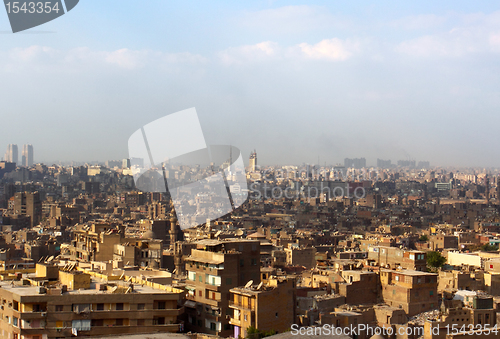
xmin=295 ymin=38 xmax=360 ymax=61
xmin=1 ymin=46 xmax=207 ymax=72
xmin=219 ymin=41 xmax=280 ymax=65
xmin=103 ymin=48 xmax=147 ymax=70
xmin=219 ymin=38 xmax=360 ymax=64
xmin=396 ymin=11 xmax=500 ymax=57
xmin=9 ymin=45 xmax=58 ymax=61
xmin=489 ymin=32 xmax=500 ymax=52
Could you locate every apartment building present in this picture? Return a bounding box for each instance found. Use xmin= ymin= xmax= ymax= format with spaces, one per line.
xmin=380 ymin=269 xmax=438 ymax=317
xmin=424 ymin=296 xmax=496 ymax=339
xmin=0 ymin=264 xmax=184 ymax=338
xmin=229 ymin=277 xmax=296 ymax=338
xmin=368 ymin=246 xmax=427 ymax=271
xmin=429 ymin=235 xmax=459 ymax=251
xmin=184 ymin=239 xmax=261 ymax=337
xmin=284 ymin=245 xmax=316 ymax=269
xmin=68 ymin=223 xmax=125 ymax=262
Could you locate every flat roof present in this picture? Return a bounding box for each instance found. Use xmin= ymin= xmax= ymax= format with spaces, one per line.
xmin=380 ymin=269 xmax=436 ymax=276
xmin=0 ymin=279 xmax=176 ymax=297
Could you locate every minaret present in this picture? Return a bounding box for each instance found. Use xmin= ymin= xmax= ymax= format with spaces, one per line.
xmin=169 ymin=215 xmax=177 ymax=251
xmin=486 ymin=174 xmax=490 ymax=204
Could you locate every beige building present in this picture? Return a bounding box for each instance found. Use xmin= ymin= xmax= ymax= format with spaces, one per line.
xmin=0 ymin=263 xmax=184 ymax=338
xmin=380 ymin=269 xmax=438 ymax=317
xmin=229 ymin=277 xmax=296 ymax=338
xmin=284 ymin=245 xmax=316 ymax=269
xmin=184 ymin=239 xmax=261 ymax=337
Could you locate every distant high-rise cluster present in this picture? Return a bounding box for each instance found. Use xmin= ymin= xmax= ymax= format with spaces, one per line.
xmin=344 ymin=157 xmax=366 ymax=169
xmin=4 ymin=144 xmax=18 ymax=164
xmin=377 ymin=158 xmax=392 ymax=168
xmin=22 ymin=144 xmax=34 ymax=167
xmin=4 ymin=144 xmax=34 ymax=166
xmin=249 ymin=150 xmax=257 ymax=172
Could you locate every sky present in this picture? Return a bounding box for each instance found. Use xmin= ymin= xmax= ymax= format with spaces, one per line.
xmin=1 ymin=1 xmax=500 ymax=167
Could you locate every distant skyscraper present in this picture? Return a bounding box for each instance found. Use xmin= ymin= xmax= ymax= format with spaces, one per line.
xmin=22 ymin=144 xmax=34 ymax=167
xmin=4 ymin=144 xmax=18 ymax=164
xmin=377 ymin=158 xmax=392 ymax=168
xmin=344 ymin=157 xmax=366 ymax=169
xmin=249 ymin=150 xmax=257 ymax=171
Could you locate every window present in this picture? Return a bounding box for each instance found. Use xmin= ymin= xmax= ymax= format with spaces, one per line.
xmin=240 ymin=259 xmax=244 ymax=267
xmin=72 ymin=319 xmax=91 ymax=331
xmin=157 ymin=301 xmax=166 ymax=310
xmin=91 ymin=319 xmax=103 ymax=326
xmin=276 ymin=312 xmax=278 ymax=318
xmin=137 ymin=303 xmax=145 ymax=310
xmin=72 ymin=304 xmax=91 ymax=313
xmin=430 ymin=291 xmax=434 ymax=296
xmin=116 ymin=303 xmax=124 ymax=311
xmin=188 ymin=271 xmax=196 ymax=281
xmin=199 ymin=290 xmax=202 ymax=297
xmin=251 ymin=258 xmax=257 ymax=266
xmin=13 ymin=301 xmax=19 ymax=311
xmin=13 ymin=317 xmax=18 ymax=327
xmin=226 ymin=278 xmax=232 ymax=285
xmin=115 ymin=318 xmax=124 ymax=326
xmin=153 ymin=317 xmax=165 ymax=325
xmin=96 ymin=303 xmax=104 ymax=311
xmin=199 ymin=275 xmax=203 ymax=282
xmin=55 ymin=305 xmax=64 ymax=312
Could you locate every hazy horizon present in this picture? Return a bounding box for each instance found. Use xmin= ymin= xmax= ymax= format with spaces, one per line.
xmin=1 ymin=1 xmax=500 ymax=167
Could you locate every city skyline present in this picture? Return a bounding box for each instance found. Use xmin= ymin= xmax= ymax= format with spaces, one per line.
xmin=1 ymin=2 xmax=500 ymax=166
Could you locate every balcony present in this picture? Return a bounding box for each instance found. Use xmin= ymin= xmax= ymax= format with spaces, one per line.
xmin=20 ymin=312 xmax=47 ymax=321
xmin=229 ymin=318 xmax=241 ymax=327
xmin=228 ymin=301 xmax=255 ymax=311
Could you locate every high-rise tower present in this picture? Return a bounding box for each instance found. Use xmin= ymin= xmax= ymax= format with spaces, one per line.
xmin=4 ymin=144 xmax=18 ymax=164
xmin=22 ymin=144 xmax=34 ymax=167
xmin=249 ymin=150 xmax=257 ymax=172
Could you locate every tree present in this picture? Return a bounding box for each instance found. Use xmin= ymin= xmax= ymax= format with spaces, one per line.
xmin=247 ymin=326 xmax=260 ymax=339
xmin=480 ymin=244 xmax=499 ymax=252
xmin=427 ymin=251 xmax=446 ymax=269
xmin=419 ymin=235 xmax=429 ymax=242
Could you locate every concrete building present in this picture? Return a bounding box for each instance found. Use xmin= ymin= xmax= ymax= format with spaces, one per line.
xmin=22 ymin=144 xmax=34 ymax=167
xmin=4 ymin=144 xmax=18 ymax=164
xmin=380 ymin=269 xmax=438 ymax=317
xmin=429 ymin=235 xmax=459 ymax=251
xmin=69 ymin=223 xmax=125 ymax=262
xmin=337 ymin=270 xmax=379 ymax=305
xmin=14 ymin=192 xmax=42 ymax=228
xmin=249 ymin=151 xmax=257 ymax=172
xmin=368 ymin=246 xmax=427 ymax=271
xmin=424 ymin=296 xmax=496 ymax=339
xmin=284 ymin=245 xmax=316 ymax=269
xmin=0 ymin=263 xmax=184 ymax=338
xmin=184 ymin=239 xmax=261 ymax=337
xmin=229 ymin=277 xmax=296 ymax=338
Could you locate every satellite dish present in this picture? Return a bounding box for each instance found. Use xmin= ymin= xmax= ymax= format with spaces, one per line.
xmin=244 ymin=280 xmax=253 ymax=288
xmin=257 ymin=282 xmax=263 ymax=290
xmin=47 ymin=256 xmax=54 ymax=262
xmin=110 ymin=286 xmax=118 ymax=293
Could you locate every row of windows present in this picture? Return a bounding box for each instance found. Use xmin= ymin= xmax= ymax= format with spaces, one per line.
xmin=67 ymin=302 xmax=166 ymax=312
